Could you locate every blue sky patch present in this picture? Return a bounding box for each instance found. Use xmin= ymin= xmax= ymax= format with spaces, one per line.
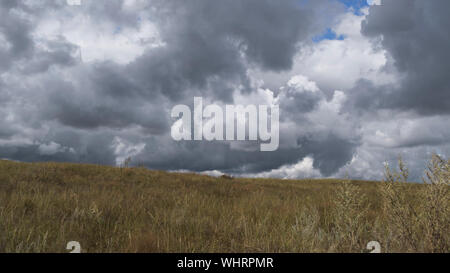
xmin=312 ymin=0 xmax=369 ymax=42
xmin=312 ymin=28 xmax=346 ymax=43
xmin=338 ymin=0 xmax=369 ymax=15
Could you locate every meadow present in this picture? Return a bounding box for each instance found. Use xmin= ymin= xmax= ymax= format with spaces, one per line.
xmin=0 ymin=155 xmax=448 ymax=253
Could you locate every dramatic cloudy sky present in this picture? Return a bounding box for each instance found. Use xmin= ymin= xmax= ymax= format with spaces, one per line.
xmin=0 ymin=0 xmax=449 ymax=181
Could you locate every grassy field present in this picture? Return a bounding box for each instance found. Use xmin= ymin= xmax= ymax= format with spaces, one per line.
xmin=0 ymin=156 xmax=448 ymax=253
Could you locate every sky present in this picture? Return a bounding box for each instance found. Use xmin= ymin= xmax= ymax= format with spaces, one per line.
xmin=0 ymin=0 xmax=449 ymax=181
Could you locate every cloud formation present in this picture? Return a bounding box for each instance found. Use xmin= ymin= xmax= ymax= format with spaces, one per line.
xmin=0 ymin=0 xmax=449 ymax=181
xmin=360 ymin=0 xmax=450 ymax=114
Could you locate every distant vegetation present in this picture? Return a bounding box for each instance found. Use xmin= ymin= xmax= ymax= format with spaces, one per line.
xmin=0 ymin=155 xmax=448 ymax=253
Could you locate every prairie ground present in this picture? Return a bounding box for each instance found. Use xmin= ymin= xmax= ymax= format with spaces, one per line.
xmin=0 ymin=157 xmax=448 ymax=253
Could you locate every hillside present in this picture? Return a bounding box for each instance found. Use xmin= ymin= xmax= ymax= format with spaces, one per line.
xmin=0 ymin=159 xmax=447 ymax=253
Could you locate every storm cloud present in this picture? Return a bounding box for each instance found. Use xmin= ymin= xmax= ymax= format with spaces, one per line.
xmin=359 ymin=0 xmax=450 ymax=114
xmin=0 ymin=0 xmax=448 ymax=181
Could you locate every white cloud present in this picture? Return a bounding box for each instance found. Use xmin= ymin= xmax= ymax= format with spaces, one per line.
xmin=38 ymin=141 xmax=75 ymax=155
xmin=112 ymin=136 xmax=146 ymax=165
xmin=295 ymin=11 xmax=396 ymax=90
xmin=34 ymin=9 xmax=163 ymax=64
xmin=200 ymin=170 xmax=225 ymax=177
xmin=252 ymin=156 xmax=322 ymax=179
xmin=286 ymin=75 xmax=320 ymax=93
xmin=363 ymin=112 xmax=450 ymax=148
xmin=252 ymin=9 xmax=397 ymax=92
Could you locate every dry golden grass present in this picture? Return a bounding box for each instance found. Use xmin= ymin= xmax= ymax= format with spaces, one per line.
xmin=379 ymin=155 xmax=449 ymax=252
xmin=0 ymin=155 xmax=448 ymax=253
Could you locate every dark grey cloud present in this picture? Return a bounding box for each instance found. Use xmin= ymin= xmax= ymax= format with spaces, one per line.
xmin=298 ymin=133 xmax=358 ymax=176
xmin=131 ymin=133 xmax=356 ymax=177
xmin=330 ymin=0 xmax=450 ymax=182
xmin=1 ymin=0 xmax=334 ymax=171
xmin=0 ymin=1 xmax=80 ymax=75
xmin=125 ymin=0 xmax=324 ymax=102
xmin=0 ymin=130 xmax=117 ymax=166
xmin=0 ymin=2 xmax=34 ymax=72
xmin=2 ymin=0 xmax=446 ymax=181
xmin=359 ymin=0 xmax=450 ymax=115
